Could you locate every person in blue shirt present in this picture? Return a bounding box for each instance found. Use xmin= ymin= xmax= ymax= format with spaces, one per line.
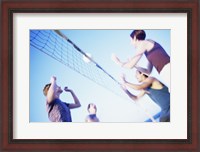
xmin=120 ymin=67 xmax=170 ymax=122
xmin=43 ymin=76 xmax=81 ymax=122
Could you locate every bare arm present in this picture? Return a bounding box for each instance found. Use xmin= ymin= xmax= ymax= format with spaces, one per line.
xmin=121 ymin=85 xmax=146 ymax=101
xmin=125 ymin=79 xmax=153 ymax=90
xmin=121 ymin=74 xmax=154 ymax=90
xmin=46 ymin=76 xmax=57 ymax=104
xmin=121 ymin=53 xmax=143 ymax=69
xmin=64 ymin=87 xmax=81 ymax=109
xmin=112 ymin=53 xmax=143 ymax=69
xmin=111 ymin=43 xmax=147 ymax=69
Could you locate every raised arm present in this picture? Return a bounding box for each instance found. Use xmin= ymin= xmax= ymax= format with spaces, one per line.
xmin=146 ymin=61 xmax=153 ymax=74
xmin=112 ymin=53 xmax=143 ymax=69
xmin=120 ymin=74 xmax=154 ymax=90
xmin=46 ymin=76 xmax=57 ymax=104
xmin=64 ymin=87 xmax=81 ymax=109
xmin=125 ymin=79 xmax=153 ymax=90
xmin=111 ymin=43 xmax=147 ymax=69
xmin=121 ymin=85 xmax=145 ymax=101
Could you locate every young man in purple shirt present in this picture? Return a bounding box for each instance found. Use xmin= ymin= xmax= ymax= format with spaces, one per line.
xmin=43 ymin=76 xmax=81 ymax=122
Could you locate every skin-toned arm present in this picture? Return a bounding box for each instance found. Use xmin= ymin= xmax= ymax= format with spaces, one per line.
xmin=112 ymin=53 xmax=143 ymax=69
xmin=125 ymin=79 xmax=154 ymax=90
xmin=111 ymin=42 xmax=147 ymax=69
xmin=120 ymin=53 xmax=143 ymax=69
xmin=46 ymin=76 xmax=57 ymax=104
xmin=120 ymin=74 xmax=154 ymax=90
xmin=64 ymin=87 xmax=81 ymax=109
xmin=121 ymin=85 xmax=146 ymax=101
xmin=146 ymin=61 xmax=153 ymax=74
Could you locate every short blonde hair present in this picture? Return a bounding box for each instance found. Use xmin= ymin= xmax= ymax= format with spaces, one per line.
xmin=43 ymin=83 xmax=51 ymax=96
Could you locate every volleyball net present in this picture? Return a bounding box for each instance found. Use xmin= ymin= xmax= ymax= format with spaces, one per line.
xmin=30 ymin=30 xmax=157 ymax=122
xmin=30 ymin=30 xmax=124 ymax=98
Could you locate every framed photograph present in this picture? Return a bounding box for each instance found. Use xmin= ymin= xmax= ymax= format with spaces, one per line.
xmin=1 ymin=0 xmax=199 ymax=151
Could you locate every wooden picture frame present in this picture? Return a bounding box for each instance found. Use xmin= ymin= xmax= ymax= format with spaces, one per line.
xmin=1 ymin=0 xmax=199 ymax=151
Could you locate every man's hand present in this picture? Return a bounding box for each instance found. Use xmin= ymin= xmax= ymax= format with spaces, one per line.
xmin=50 ymin=76 xmax=56 ymax=83
xmin=120 ymin=84 xmax=127 ymax=91
xmin=120 ymin=73 xmax=127 ymax=84
xmin=64 ymin=87 xmax=72 ymax=92
xmin=111 ymin=53 xmax=123 ymax=66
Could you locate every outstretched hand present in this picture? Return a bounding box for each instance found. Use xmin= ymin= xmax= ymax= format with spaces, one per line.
xmin=120 ymin=83 xmax=127 ymax=91
xmin=50 ymin=76 xmax=56 ymax=83
xmin=111 ymin=54 xmax=121 ymax=64
xmin=120 ymin=73 xmax=127 ymax=84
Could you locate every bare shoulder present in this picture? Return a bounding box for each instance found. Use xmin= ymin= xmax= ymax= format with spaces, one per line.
xmin=136 ymin=41 xmax=149 ymax=53
xmin=151 ymin=77 xmax=164 ymax=89
xmin=144 ymin=40 xmax=154 ymax=51
xmin=144 ymin=76 xmax=155 ymax=83
xmin=151 ymin=77 xmax=162 ymax=84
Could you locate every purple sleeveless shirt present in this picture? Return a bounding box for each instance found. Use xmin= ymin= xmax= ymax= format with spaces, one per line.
xmin=46 ymin=98 xmax=72 ymax=122
xmin=144 ymin=40 xmax=170 ymax=73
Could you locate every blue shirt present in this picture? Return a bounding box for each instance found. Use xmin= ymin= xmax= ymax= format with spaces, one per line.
xmin=145 ymin=85 xmax=170 ymax=121
xmin=46 ymin=98 xmax=72 ymax=122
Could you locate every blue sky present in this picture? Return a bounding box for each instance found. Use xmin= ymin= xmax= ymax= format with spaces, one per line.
xmin=30 ymin=29 xmax=170 ymax=122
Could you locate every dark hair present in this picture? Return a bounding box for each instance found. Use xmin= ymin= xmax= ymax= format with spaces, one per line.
xmin=130 ymin=30 xmax=146 ymax=40
xmin=43 ymin=83 xmax=51 ymax=96
xmin=87 ymin=103 xmax=97 ymax=112
xmin=137 ymin=70 xmax=148 ymax=78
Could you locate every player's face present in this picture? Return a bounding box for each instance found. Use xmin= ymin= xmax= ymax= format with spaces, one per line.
xmin=89 ymin=104 xmax=97 ymax=114
xmin=131 ymin=36 xmax=137 ymax=48
xmin=56 ymin=86 xmax=63 ymax=94
xmin=135 ymin=71 xmax=143 ymax=82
